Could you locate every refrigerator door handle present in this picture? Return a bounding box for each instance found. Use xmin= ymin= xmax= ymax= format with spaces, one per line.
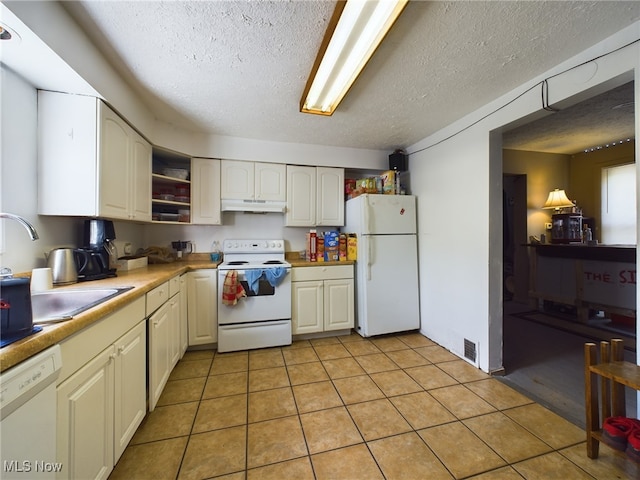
xmin=364 ymin=196 xmax=371 ymax=234
xmin=367 ymin=236 xmax=372 ymax=281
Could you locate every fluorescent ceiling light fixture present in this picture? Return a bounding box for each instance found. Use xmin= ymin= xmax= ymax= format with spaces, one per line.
xmin=301 ymin=0 xmax=408 ymax=116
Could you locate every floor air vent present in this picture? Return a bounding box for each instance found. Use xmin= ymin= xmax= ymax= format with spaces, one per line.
xmin=464 ymin=339 xmax=477 ymax=363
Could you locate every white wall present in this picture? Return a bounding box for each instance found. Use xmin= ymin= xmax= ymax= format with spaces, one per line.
xmin=137 ymin=214 xmax=330 ymax=257
xmin=0 ymin=67 xmax=81 ymax=274
xmin=409 ymin=23 xmax=639 ymax=373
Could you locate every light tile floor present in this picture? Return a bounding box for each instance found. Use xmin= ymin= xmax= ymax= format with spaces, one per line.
xmin=109 ymin=332 xmax=639 ymax=479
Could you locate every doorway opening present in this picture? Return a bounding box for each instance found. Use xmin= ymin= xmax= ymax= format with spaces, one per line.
xmin=497 ymin=78 xmax=637 ymax=428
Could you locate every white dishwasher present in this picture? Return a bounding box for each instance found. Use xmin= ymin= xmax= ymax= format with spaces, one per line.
xmin=1 ymin=345 xmax=62 ymax=479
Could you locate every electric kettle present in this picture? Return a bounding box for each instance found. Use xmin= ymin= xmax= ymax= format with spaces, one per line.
xmin=45 ymin=248 xmax=81 ymax=285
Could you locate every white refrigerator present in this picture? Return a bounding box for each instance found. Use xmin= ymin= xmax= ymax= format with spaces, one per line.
xmin=345 ymin=194 xmax=420 ymax=337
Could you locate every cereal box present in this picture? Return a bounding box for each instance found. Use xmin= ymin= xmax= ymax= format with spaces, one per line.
xmin=347 ymin=234 xmax=357 ymax=261
xmin=324 ymin=231 xmax=340 ymax=262
xmin=339 ymin=233 xmax=347 ymax=261
xmin=380 ymin=170 xmax=396 ymax=194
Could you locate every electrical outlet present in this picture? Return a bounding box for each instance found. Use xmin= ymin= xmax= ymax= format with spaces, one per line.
xmin=545 ymin=223 xmax=552 ymax=230
xmin=124 ymin=242 xmax=133 ymax=255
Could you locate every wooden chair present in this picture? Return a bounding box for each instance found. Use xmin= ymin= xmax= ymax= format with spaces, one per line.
xmin=584 ymin=339 xmax=640 ymax=458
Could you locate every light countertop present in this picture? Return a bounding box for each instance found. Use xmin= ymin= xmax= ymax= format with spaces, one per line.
xmin=1 ymin=254 xmax=355 ymax=372
xmin=1 ymin=257 xmax=217 ymax=372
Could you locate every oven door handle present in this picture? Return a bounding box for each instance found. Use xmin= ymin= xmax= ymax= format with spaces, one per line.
xmin=219 ymin=320 xmax=290 ymax=330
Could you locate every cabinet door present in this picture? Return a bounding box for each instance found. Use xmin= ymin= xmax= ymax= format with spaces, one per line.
xmin=255 ymin=162 xmax=286 ymax=201
xmin=113 ymin=321 xmax=146 ymax=462
xmin=221 ymin=160 xmax=254 ymax=200
xmin=292 ymin=281 xmax=324 ymax=334
xmin=148 ymin=302 xmax=171 ymax=411
xmin=187 ymin=270 xmax=218 ymax=345
xmin=99 ymin=103 xmax=131 ymax=220
xmin=130 ymin=131 xmax=152 ymax=222
xmin=179 ymin=274 xmax=188 ymax=357
xmin=169 ymin=293 xmax=181 ymax=368
xmin=324 ymin=279 xmax=354 ymax=331
xmin=37 ymin=91 xmax=98 ymax=216
xmin=286 ymin=165 xmax=316 ymax=226
xmin=57 ymin=346 xmax=115 ymax=480
xmin=192 ymin=158 xmax=221 ymax=225
xmin=317 ymin=167 xmax=345 ymax=226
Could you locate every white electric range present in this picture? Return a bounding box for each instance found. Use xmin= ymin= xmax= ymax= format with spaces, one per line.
xmin=217 ymin=239 xmax=292 ymax=353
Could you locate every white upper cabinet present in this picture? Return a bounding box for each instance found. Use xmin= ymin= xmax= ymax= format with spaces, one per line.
xmin=38 ymin=91 xmax=151 ymax=221
xmin=286 ymin=165 xmax=316 ymax=226
xmin=130 ymin=133 xmax=153 ymax=222
xmin=286 ymin=166 xmax=344 ymax=226
xmin=221 ymin=160 xmax=285 ymax=201
xmin=316 ymin=167 xmax=344 ymax=226
xmin=191 ymin=158 xmax=221 ymax=225
xmin=255 ymin=162 xmax=286 ymax=201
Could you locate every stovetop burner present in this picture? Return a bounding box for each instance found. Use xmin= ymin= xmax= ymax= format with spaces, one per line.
xmin=263 ymin=260 xmax=283 ymax=265
xmin=227 ymin=261 xmax=249 ymax=266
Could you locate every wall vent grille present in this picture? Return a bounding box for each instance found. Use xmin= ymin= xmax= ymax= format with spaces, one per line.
xmin=464 ymin=339 xmax=477 ymax=363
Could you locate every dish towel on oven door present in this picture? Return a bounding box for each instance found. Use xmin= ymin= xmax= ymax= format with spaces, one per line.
xmin=222 ymin=270 xmax=246 ymax=305
xmin=245 ymin=268 xmax=287 ymax=294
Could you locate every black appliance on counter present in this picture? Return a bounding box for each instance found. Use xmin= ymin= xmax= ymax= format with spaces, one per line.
xmin=0 ymin=276 xmax=42 ymax=347
xmin=76 ymin=219 xmax=118 ymax=281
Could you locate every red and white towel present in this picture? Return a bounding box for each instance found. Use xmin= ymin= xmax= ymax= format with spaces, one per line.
xmin=222 ymin=270 xmax=246 ymax=306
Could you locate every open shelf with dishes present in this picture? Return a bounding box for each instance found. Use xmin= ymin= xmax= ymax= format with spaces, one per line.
xmin=152 ymin=148 xmax=191 ymax=223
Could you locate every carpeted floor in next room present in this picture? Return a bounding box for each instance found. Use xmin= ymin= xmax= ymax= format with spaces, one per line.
xmin=501 ymin=301 xmax=637 ymax=430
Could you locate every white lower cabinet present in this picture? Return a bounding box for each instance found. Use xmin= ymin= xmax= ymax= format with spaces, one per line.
xmin=148 ymin=301 xmax=171 ymax=412
xmin=179 ymin=274 xmax=189 ymax=357
xmin=56 ymin=301 xmax=146 ymax=480
xmin=148 ymin=276 xmax=184 ymax=411
xmin=114 ymin=322 xmax=147 ymax=459
xmin=292 ymin=265 xmax=354 ymax=334
xmin=187 ymin=269 xmax=218 ymax=345
xmin=57 ymin=346 xmax=114 ymax=480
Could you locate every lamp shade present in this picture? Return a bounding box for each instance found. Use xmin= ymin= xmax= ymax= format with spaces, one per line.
xmin=542 ymin=189 xmax=574 ymax=210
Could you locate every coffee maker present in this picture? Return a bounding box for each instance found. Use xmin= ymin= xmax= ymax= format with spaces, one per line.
xmin=77 ymin=219 xmax=118 ymax=281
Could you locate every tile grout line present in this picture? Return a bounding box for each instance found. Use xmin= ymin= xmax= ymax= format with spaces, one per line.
xmin=113 ymin=333 xmax=625 ymax=479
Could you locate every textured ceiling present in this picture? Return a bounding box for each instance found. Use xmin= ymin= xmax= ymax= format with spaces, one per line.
xmin=58 ymin=1 xmax=639 ymax=153
xmin=503 ymin=81 xmax=636 ymax=154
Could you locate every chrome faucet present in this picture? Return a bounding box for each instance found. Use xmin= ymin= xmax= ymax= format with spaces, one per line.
xmin=0 ymin=212 xmax=39 ymax=240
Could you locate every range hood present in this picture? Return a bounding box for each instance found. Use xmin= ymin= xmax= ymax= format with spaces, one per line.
xmin=221 ymin=199 xmax=286 ymax=213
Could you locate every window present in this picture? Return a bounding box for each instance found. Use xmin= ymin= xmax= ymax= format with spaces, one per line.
xmin=601 ymin=163 xmax=636 ymax=244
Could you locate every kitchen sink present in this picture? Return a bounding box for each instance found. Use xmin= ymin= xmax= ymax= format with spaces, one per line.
xmin=31 ymin=286 xmax=133 ymax=325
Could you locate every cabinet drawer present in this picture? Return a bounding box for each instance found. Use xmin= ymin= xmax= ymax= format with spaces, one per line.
xmin=146 ymin=282 xmax=169 ymax=316
xmin=169 ymin=275 xmax=180 ymax=297
xmin=58 ymin=296 xmax=145 ymax=384
xmin=292 ymin=265 xmax=353 ymax=282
